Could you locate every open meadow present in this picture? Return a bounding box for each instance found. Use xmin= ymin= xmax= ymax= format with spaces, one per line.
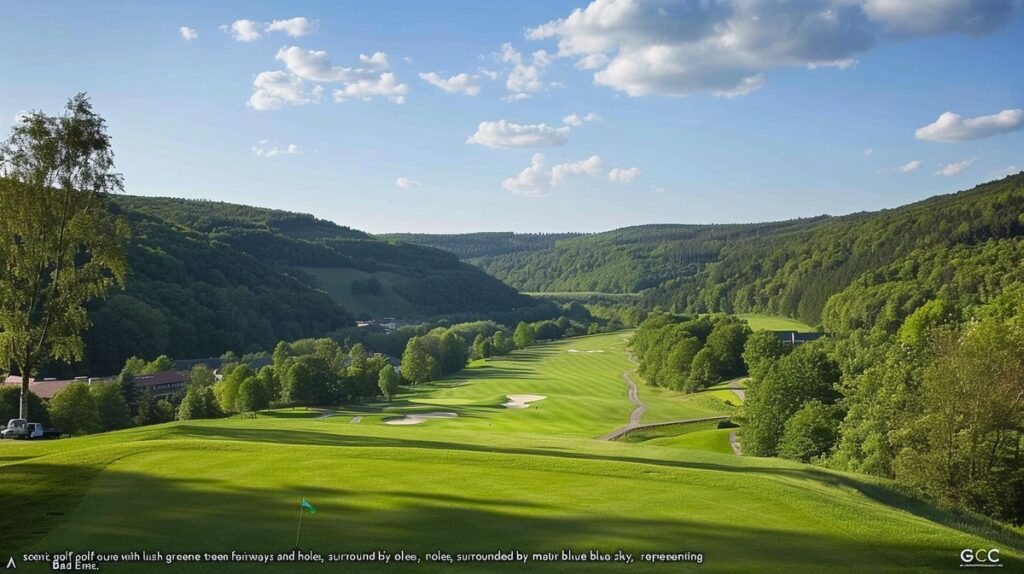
xmin=2 ymin=332 xmax=1021 ymax=573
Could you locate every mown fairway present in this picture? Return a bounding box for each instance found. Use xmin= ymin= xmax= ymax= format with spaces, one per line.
xmin=735 ymin=313 xmax=818 ymax=332
xmin=2 ymin=332 xmax=1021 ymax=573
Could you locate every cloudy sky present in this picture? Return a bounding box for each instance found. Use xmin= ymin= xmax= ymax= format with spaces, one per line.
xmin=2 ymin=0 xmax=1022 ymax=233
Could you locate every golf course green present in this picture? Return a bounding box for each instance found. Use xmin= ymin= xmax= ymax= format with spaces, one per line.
xmin=2 ymin=332 xmax=1021 ymax=573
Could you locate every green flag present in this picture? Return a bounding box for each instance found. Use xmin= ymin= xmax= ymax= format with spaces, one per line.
xmin=301 ymin=498 xmax=317 ymax=514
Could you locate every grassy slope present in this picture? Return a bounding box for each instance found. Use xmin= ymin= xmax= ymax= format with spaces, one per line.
xmin=736 ymin=313 xmax=818 ymax=332
xmin=296 ymin=266 xmax=420 ymax=318
xmin=2 ymin=332 xmax=1021 ymax=573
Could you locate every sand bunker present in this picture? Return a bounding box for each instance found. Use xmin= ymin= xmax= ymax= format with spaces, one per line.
xmin=567 ymin=349 xmax=605 ymax=353
xmin=502 ymin=394 xmax=547 ymax=409
xmin=383 ymin=412 xmax=458 ymax=426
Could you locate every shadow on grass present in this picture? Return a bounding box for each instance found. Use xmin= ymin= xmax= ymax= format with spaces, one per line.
xmin=155 ymin=424 xmax=1024 ymax=554
xmin=3 ymin=460 xmax=1003 ymax=574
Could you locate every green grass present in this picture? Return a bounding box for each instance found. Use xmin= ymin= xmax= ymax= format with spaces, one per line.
xmin=735 ymin=313 xmax=818 ymax=332
xmin=645 ymin=428 xmax=736 ymax=454
xmin=298 ymin=266 xmax=420 ymax=318
xmin=2 ymin=332 xmax=1021 ymax=573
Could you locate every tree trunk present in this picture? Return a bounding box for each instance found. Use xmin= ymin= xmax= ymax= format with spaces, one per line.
xmin=19 ymin=367 xmax=31 ymax=419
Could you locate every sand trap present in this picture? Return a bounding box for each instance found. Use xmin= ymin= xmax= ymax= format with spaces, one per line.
xmin=350 ymin=416 xmax=362 ymax=424
xmin=502 ymin=394 xmax=547 ymax=409
xmin=383 ymin=412 xmax=458 ymax=426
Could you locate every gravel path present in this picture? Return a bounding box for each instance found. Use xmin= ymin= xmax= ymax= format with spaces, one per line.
xmin=729 ymin=378 xmax=747 ymax=402
xmin=729 ymin=431 xmax=742 ymax=455
xmin=597 ymin=369 xmax=650 ymax=440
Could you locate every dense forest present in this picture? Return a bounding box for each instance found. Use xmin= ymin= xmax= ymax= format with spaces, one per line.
xmin=452 ymin=220 xmax=832 ymax=293
xmin=422 ymin=174 xmax=1024 ymax=337
xmin=65 ymin=197 xmax=547 ymax=375
xmin=655 ymin=173 xmax=1024 ymax=330
xmin=623 ymin=173 xmax=1024 ymax=525
xmin=381 ymin=231 xmax=586 ymax=260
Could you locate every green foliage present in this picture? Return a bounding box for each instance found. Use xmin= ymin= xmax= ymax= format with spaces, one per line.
xmin=177 ymin=384 xmax=221 ymax=420
xmin=470 ymin=221 xmax=826 ymax=293
xmin=282 ymin=356 xmax=335 ymax=406
xmin=381 ymin=231 xmax=584 ymax=259
xmin=401 ymin=337 xmax=440 ymax=385
xmin=186 ymin=365 xmax=216 ymax=388
xmin=513 ymin=322 xmax=535 ymax=349
xmin=377 ymin=366 xmax=400 ymax=401
xmin=0 ymin=94 xmax=129 ymax=419
xmin=214 ymin=365 xmax=253 ymax=414
xmin=633 ymin=312 xmax=749 ymax=392
xmin=686 ymin=347 xmax=722 ymax=391
xmin=132 ymin=392 xmax=174 ymax=426
xmin=236 ymin=377 xmax=270 ymax=413
xmin=897 ymin=299 xmax=960 ymax=347
xmin=894 ymin=317 xmax=1024 ymax=523
xmin=0 ymin=386 xmax=49 ymax=426
xmin=744 ymin=343 xmax=840 ymax=457
xmin=89 ymin=381 xmax=133 ymax=432
xmin=743 ymin=330 xmax=790 ymax=381
xmin=49 ymin=382 xmax=100 ymax=436
xmin=778 ymin=401 xmax=842 ymax=462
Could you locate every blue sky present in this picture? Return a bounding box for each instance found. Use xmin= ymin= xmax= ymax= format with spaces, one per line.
xmin=2 ymin=0 xmax=1022 ymax=233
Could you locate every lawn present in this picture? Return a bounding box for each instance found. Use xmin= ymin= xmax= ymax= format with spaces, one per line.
xmin=735 ymin=313 xmax=818 ymax=332
xmin=2 ymin=332 xmax=1021 ymax=573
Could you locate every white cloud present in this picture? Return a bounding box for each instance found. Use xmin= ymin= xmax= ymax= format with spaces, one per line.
xmin=651 ymin=187 xmax=667 ymax=194
xmin=276 ymin=46 xmax=380 ymax=82
xmin=396 ymin=177 xmax=422 ymax=189
xmin=899 ymin=160 xmax=923 ymax=173
xmin=935 ymin=157 xmax=975 ymax=177
xmin=419 ymin=72 xmax=481 ymax=96
xmin=552 ymin=155 xmax=603 ymax=185
xmin=332 ymin=73 xmax=408 ymax=104
xmin=252 ymin=140 xmax=303 ymax=157
xmin=226 ymin=17 xmax=316 ymax=41
xmin=467 ymin=120 xmax=570 ymax=149
xmin=915 ymin=109 xmax=1024 ymax=142
xmin=247 ymin=71 xmax=323 ymax=110
xmin=562 ymin=112 xmax=602 ymax=126
xmin=495 ymin=43 xmax=555 ymax=100
xmin=477 ymin=68 xmax=499 ymax=80
xmin=229 ymin=19 xmax=263 ymax=42
xmin=503 ymin=153 xmax=604 ymax=196
xmin=266 ymin=17 xmax=316 ymax=37
xmin=608 ymin=167 xmax=640 ymax=183
xmin=988 ymin=166 xmax=1021 ymax=179
xmin=179 ymin=26 xmax=198 ymax=41
xmin=268 ymin=47 xmax=407 ymax=105
xmin=359 ymin=52 xmax=390 ymax=68
xmin=526 ymin=0 xmax=1017 ymax=98
xmin=863 ymin=148 xmax=874 ymax=157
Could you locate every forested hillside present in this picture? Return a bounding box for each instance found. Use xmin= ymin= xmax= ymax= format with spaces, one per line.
xmin=71 ymin=197 xmax=542 ymax=375
xmin=381 ymin=231 xmax=585 ymax=259
xmin=471 ymin=219 xmax=832 ymax=293
xmin=649 ymin=173 xmax=1024 ymax=331
xmin=434 ymin=174 xmax=1024 ymax=336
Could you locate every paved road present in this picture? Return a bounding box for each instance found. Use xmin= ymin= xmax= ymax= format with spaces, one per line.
xmin=729 ymin=378 xmax=747 ymax=402
xmin=729 ymin=431 xmax=742 ymax=455
xmin=598 ymin=370 xmax=649 ymax=441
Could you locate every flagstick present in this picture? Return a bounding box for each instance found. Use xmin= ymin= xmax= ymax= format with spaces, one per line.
xmin=295 ymin=501 xmax=304 ymax=550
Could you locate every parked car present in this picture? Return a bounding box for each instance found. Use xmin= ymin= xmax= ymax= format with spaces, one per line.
xmin=0 ymin=419 xmax=62 ymax=439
